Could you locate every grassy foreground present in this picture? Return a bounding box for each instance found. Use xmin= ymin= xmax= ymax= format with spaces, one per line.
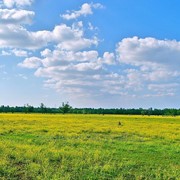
xmin=0 ymin=114 xmax=179 ymax=180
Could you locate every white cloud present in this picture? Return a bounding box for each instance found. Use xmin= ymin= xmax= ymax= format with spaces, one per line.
xmin=52 ymin=23 xmax=99 ymax=51
xmin=0 ymin=9 xmax=34 ymax=24
xmin=52 ymin=24 xmax=77 ymax=42
xmin=116 ymin=36 xmax=180 ymax=81
xmin=57 ymin=37 xmax=98 ymax=51
xmin=99 ymin=52 xmax=116 ymax=65
xmin=0 ymin=50 xmax=11 ymax=56
xmin=0 ymin=1 xmax=179 ymax=104
xmin=18 ymin=57 xmax=42 ymax=68
xmin=12 ymin=49 xmax=28 ymax=57
xmin=20 ymin=44 xmax=117 ymax=97
xmin=19 ymin=35 xmax=180 ymax=99
xmin=3 ymin=0 xmax=33 ymax=8
xmin=0 ymin=22 xmax=98 ymax=50
xmin=148 ymin=83 xmax=179 ymax=92
xmin=74 ymin=62 xmax=102 ymax=71
xmin=0 ymin=24 xmax=51 ymax=49
xmin=0 ymin=49 xmax=28 ymax=57
xmin=39 ymin=49 xmax=99 ymax=68
xmin=61 ymin=3 xmax=104 ymax=20
xmin=117 ymin=36 xmax=180 ymax=69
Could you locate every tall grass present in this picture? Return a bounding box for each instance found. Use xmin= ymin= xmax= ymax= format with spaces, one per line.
xmin=0 ymin=114 xmax=179 ymax=179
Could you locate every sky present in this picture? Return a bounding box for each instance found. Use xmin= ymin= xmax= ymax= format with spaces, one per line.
xmin=0 ymin=0 xmax=180 ymax=108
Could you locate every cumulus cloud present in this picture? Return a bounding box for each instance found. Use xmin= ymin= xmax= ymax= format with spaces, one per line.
xmin=0 ymin=49 xmax=28 ymax=57
xmin=0 ymin=21 xmax=98 ymax=50
xmin=0 ymin=9 xmax=34 ymax=24
xmin=18 ymin=57 xmax=42 ymax=68
xmin=12 ymin=49 xmax=28 ymax=57
xmin=0 ymin=25 xmax=48 ymax=49
xmin=19 ymin=33 xmax=180 ymax=98
xmin=117 ymin=36 xmax=180 ymax=80
xmin=0 ymin=3 xmax=49 ymax=50
xmin=115 ymin=36 xmax=180 ymax=96
xmin=0 ymin=2 xmax=38 ymax=50
xmin=19 ymin=39 xmax=117 ymax=96
xmin=99 ymin=52 xmax=116 ymax=65
xmin=117 ymin=36 xmax=180 ymax=69
xmin=0 ymin=3 xmax=99 ymax=51
xmin=3 ymin=0 xmax=33 ymax=8
xmin=53 ymin=22 xmax=99 ymax=51
xmin=61 ymin=3 xmax=104 ymax=20
xmin=0 ymin=1 xmax=179 ymax=102
xmin=40 ymin=49 xmax=99 ymax=67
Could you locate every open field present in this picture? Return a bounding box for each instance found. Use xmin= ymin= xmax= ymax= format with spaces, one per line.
xmin=0 ymin=114 xmax=179 ymax=180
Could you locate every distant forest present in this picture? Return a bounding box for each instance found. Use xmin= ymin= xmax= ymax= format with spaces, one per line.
xmin=0 ymin=103 xmax=180 ymax=116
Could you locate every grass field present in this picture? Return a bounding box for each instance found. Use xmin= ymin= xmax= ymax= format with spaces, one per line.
xmin=0 ymin=114 xmax=179 ymax=180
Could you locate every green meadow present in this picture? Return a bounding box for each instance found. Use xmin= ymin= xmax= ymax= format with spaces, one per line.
xmin=0 ymin=114 xmax=179 ymax=179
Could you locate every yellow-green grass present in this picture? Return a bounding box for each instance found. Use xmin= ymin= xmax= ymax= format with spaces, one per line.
xmin=0 ymin=114 xmax=179 ymax=180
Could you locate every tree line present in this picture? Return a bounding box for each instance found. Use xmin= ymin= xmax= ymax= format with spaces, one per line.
xmin=0 ymin=102 xmax=179 ymax=116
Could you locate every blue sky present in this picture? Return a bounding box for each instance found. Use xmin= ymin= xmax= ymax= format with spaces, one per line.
xmin=0 ymin=0 xmax=180 ymax=108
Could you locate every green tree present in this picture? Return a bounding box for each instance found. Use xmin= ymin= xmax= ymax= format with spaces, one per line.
xmin=24 ymin=104 xmax=34 ymax=113
xmin=59 ymin=102 xmax=72 ymax=114
xmin=40 ymin=103 xmax=47 ymax=113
